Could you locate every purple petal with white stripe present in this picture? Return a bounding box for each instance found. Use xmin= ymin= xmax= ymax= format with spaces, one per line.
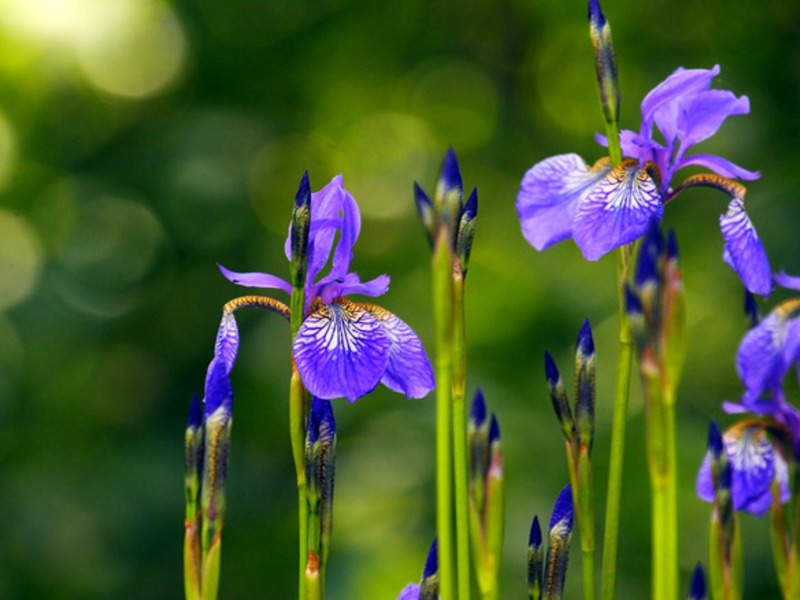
xmin=293 ymin=299 xmax=391 ymax=402
xmin=720 ymin=198 xmax=772 ymax=296
xmin=362 ymin=303 xmax=435 ymax=399
xmin=517 ymin=154 xmax=612 ymax=251
xmin=727 ymin=424 xmax=779 ymax=516
xmin=572 ymin=161 xmax=663 ymax=260
xmin=214 ymin=312 xmax=239 ymax=373
xmin=218 ymin=264 xmax=292 ymax=295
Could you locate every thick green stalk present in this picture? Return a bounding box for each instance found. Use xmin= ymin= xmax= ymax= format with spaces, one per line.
xmin=433 ymin=229 xmax=456 ymax=600
xmin=452 ymin=270 xmax=471 ymax=599
xmin=577 ymin=448 xmax=596 ymax=600
xmin=600 ymin=245 xmax=633 ymax=600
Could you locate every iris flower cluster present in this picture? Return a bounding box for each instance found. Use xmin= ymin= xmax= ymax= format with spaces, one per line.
xmin=517 ymin=65 xmax=772 ymax=296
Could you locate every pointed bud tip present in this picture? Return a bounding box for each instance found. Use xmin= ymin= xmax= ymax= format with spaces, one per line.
xmin=423 ymin=537 xmax=438 ymax=579
xmin=690 ymin=562 xmax=706 ymax=599
xmin=550 ymin=484 xmax=574 ymax=531
xmin=439 ymin=147 xmax=463 ymax=192
xmin=624 ymin=285 xmax=643 ymax=316
xmin=577 ymin=319 xmax=594 ymax=356
xmin=544 ymin=351 xmax=560 ymax=386
xmin=462 ymin=187 xmax=478 ymax=220
xmin=488 ymin=413 xmax=501 ymax=445
xmin=295 ymin=171 xmax=311 ymax=208
xmin=635 ymin=222 xmax=663 ymax=287
xmin=470 ymin=388 xmax=487 ymax=427
xmin=529 ymin=515 xmax=542 ymax=547
xmin=707 ymin=421 xmax=724 ymax=457
xmin=414 ymin=181 xmax=432 ymax=208
xmin=666 ymin=228 xmax=679 ymax=262
xmin=308 ymin=397 xmax=336 ymax=443
xmin=588 ymin=0 xmax=606 ymax=27
xmin=187 ymin=393 xmax=202 ymax=429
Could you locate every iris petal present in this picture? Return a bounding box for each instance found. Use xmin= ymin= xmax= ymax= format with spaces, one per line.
xmin=362 ymin=303 xmax=435 ymax=399
xmin=677 ymin=154 xmax=760 ymax=181
xmin=676 ymin=90 xmax=751 ymax=149
xmin=726 ymin=425 xmax=776 ymax=516
xmin=397 ymin=584 xmax=421 ymax=600
xmin=641 ymin=65 xmax=719 ymax=131
xmin=293 ymin=299 xmax=391 ymax=402
xmin=214 ymin=312 xmax=239 ymax=373
xmin=736 ymin=312 xmax=786 ymax=401
xmin=516 ymin=154 xmax=612 ymax=251
xmin=719 ymin=198 xmax=772 ymax=296
xmin=572 ymin=160 xmax=663 ymax=260
xmin=218 ymin=264 xmax=292 ymax=294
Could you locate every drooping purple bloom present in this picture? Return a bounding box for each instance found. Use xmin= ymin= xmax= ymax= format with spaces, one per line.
xmin=220 ymin=175 xmax=434 ymax=402
xmin=517 ymin=65 xmax=771 ymax=295
xmin=696 ymin=420 xmax=789 ymax=516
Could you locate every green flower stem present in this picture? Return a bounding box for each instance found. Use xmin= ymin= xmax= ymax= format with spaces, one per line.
xmin=201 ymin=537 xmax=222 ymax=600
xmin=184 ymin=521 xmax=202 ymax=600
xmin=578 ymin=447 xmax=596 ymax=600
xmin=645 ymin=378 xmax=678 ymax=600
xmin=290 ymin=288 xmax=309 ymax=600
xmin=452 ymin=269 xmax=471 ymax=600
xmin=433 ymin=228 xmax=456 ymax=600
xmin=784 ymin=471 xmax=800 ymax=598
xmin=600 ymin=244 xmax=633 ymax=600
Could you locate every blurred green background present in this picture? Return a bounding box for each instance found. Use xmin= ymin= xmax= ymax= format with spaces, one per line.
xmin=1 ymin=0 xmax=799 ymax=597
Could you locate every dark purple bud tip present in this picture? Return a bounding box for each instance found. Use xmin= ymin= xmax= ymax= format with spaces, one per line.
xmin=414 ymin=182 xmax=433 ymax=213
xmin=544 ymin=351 xmax=561 ymax=387
xmin=666 ymin=229 xmax=679 ymax=262
xmin=588 ymin=0 xmax=606 ymax=27
xmin=470 ymin=388 xmax=487 ymax=427
xmin=577 ymin=319 xmax=594 ymax=356
xmin=690 ymin=562 xmax=706 ymax=600
xmin=624 ymin=285 xmax=643 ymax=316
xmin=423 ymin=537 xmax=438 ymax=579
xmin=744 ymin=291 xmax=759 ymax=328
xmin=635 ymin=221 xmax=663 ymax=287
xmin=488 ymin=414 xmax=501 ymax=445
xmin=204 ymin=358 xmax=233 ymax=416
xmin=295 ymin=171 xmax=311 ymax=208
xmin=707 ymin=421 xmax=724 ymax=458
xmin=462 ymin=187 xmax=478 ymax=221
xmin=439 ymin=147 xmax=463 ymax=194
xmin=529 ymin=515 xmax=542 ymax=548
xmin=308 ymin=398 xmax=336 ymax=444
xmin=187 ymin=393 xmax=202 ymax=430
xmin=549 ymin=484 xmax=574 ymax=532
xmin=720 ymin=461 xmax=733 ymax=492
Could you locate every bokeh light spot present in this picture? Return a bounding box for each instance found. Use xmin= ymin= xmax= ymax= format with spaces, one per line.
xmin=0 ymin=210 xmax=43 ymax=311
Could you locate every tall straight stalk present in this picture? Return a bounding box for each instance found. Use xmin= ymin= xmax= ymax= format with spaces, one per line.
xmin=600 ymin=243 xmax=633 ymax=600
xmin=433 ymin=229 xmax=456 ymax=600
xmin=452 ymin=269 xmax=471 ymax=599
xmin=290 ymin=290 xmax=309 ymax=600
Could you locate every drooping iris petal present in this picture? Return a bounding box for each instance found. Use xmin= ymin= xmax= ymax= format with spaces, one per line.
xmin=736 ymin=311 xmax=786 ymax=400
xmin=677 ymin=154 xmax=760 ymax=181
xmin=293 ymin=299 xmax=391 ymax=402
xmin=218 ymin=264 xmax=292 ymax=295
xmin=396 ymin=583 xmax=421 ymax=600
xmin=572 ymin=160 xmax=662 ymax=260
xmin=719 ymin=198 xmax=772 ymax=296
xmin=775 ymin=271 xmax=800 ymax=291
xmin=676 ymin=90 xmax=751 ymax=149
xmin=204 ymin=357 xmax=234 ymax=416
xmin=727 ymin=424 xmax=778 ymax=516
xmin=640 ymin=65 xmax=719 ymax=132
xmin=214 ymin=311 xmax=239 ymax=373
xmin=516 ymin=154 xmax=612 ymax=251
xmin=361 ymin=303 xmax=435 ymax=399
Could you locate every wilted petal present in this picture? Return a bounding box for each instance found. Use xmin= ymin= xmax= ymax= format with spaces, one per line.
xmin=572 ymin=160 xmax=663 ymax=260
xmin=293 ymin=299 xmax=391 ymax=402
xmin=218 ymin=264 xmax=292 ymax=294
xmin=362 ymin=303 xmax=435 ymax=399
xmin=517 ymin=154 xmax=612 ymax=251
xmin=720 ymin=198 xmax=772 ymax=296
xmin=736 ymin=311 xmax=786 ymax=400
xmin=677 ymin=154 xmax=760 ymax=181
xmin=676 ymin=90 xmax=750 ymax=149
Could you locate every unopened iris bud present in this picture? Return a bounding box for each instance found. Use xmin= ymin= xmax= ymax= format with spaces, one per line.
xmin=575 ymin=319 xmax=596 ymax=453
xmin=305 ymin=398 xmax=337 ymax=569
xmin=469 ymin=388 xmax=490 ymax=509
xmin=414 ymin=182 xmax=435 ymax=248
xmin=689 ymin=562 xmax=706 ymax=600
xmin=635 ymin=221 xmax=664 ymax=292
xmin=744 ymin=291 xmax=759 ymax=328
xmin=456 ymin=187 xmax=478 ymax=276
xmin=185 ymin=394 xmax=204 ymax=517
xmin=435 ymin=147 xmax=464 ymax=239
xmin=419 ymin=538 xmax=439 ymax=600
xmin=588 ymin=0 xmax=620 ymax=135
xmin=527 ymin=516 xmax=544 ymax=600
xmin=486 ymin=414 xmax=505 ymax=576
xmin=544 ymin=484 xmax=575 ymax=599
xmin=291 ymin=171 xmax=312 ymax=289
xmin=544 ymin=352 xmax=574 ymax=443
xmin=662 ymin=228 xmax=686 ymax=386
xmin=624 ymin=285 xmax=647 ymax=356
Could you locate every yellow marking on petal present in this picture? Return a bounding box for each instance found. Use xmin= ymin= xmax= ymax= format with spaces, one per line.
xmin=591 ymin=156 xmax=613 ymax=171
xmin=670 ymin=173 xmax=747 ymax=202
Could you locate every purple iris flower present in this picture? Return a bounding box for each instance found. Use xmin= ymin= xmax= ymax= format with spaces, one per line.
xmin=219 ymin=175 xmax=434 ymax=402
xmin=517 ymin=65 xmax=772 ymax=295
xmin=696 ymin=420 xmax=789 ymax=517
xmin=396 ymin=584 xmax=420 ymax=600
